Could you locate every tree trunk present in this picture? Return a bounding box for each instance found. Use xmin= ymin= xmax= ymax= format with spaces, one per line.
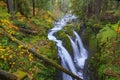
xmin=0 ymin=70 xmax=17 ymax=80
xmin=13 ymin=0 xmax=17 ymax=13
xmin=6 ymin=0 xmax=14 ymax=15
xmin=87 ymin=3 xmax=92 ymax=18
xmin=32 ymin=0 xmax=35 ymax=16
xmin=50 ymin=0 xmax=53 ymax=11
xmin=94 ymin=0 xmax=101 ymax=19
xmin=1 ymin=27 xmax=82 ymax=80
xmin=101 ymin=0 xmax=108 ymax=14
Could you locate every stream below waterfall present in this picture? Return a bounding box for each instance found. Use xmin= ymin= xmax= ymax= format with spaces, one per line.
xmin=48 ymin=14 xmax=88 ymax=80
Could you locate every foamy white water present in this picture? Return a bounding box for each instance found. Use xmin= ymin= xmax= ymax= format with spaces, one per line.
xmin=48 ymin=14 xmax=88 ymax=80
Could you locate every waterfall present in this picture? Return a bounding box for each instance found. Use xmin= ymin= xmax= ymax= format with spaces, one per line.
xmin=48 ymin=14 xmax=88 ymax=80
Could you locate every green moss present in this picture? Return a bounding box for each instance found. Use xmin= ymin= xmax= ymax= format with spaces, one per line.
xmin=89 ymin=34 xmax=98 ymax=53
xmin=96 ymin=25 xmax=116 ymax=46
xmin=88 ymin=21 xmax=120 ymax=80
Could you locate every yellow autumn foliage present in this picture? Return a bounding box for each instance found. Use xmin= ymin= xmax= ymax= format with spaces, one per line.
xmin=0 ymin=46 xmax=5 ymax=52
xmin=0 ymin=19 xmax=10 ymax=26
xmin=115 ymin=27 xmax=120 ymax=33
xmin=47 ymin=19 xmax=53 ymax=23
xmin=0 ymin=1 xmax=6 ymax=7
xmin=18 ymin=45 xmax=24 ymax=49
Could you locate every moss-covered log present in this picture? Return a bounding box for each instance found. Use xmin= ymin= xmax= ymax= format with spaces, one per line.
xmin=2 ymin=27 xmax=82 ymax=80
xmin=18 ymin=27 xmax=39 ymax=34
xmin=0 ymin=70 xmax=17 ymax=80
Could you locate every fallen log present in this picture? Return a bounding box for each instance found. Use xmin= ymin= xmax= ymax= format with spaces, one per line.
xmin=0 ymin=70 xmax=17 ymax=80
xmin=2 ymin=27 xmax=82 ymax=80
xmin=19 ymin=27 xmax=39 ymax=34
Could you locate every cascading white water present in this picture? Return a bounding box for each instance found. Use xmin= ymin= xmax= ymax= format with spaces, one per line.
xmin=68 ymin=31 xmax=88 ymax=78
xmin=48 ymin=14 xmax=88 ymax=80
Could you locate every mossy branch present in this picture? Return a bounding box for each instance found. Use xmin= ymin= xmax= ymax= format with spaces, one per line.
xmin=18 ymin=27 xmax=39 ymax=34
xmin=0 ymin=70 xmax=17 ymax=80
xmin=1 ymin=27 xmax=82 ymax=80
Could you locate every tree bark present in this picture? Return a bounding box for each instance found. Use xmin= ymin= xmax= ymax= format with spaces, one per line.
xmin=6 ymin=0 xmax=14 ymax=15
xmin=93 ymin=0 xmax=101 ymax=19
xmin=32 ymin=0 xmax=35 ymax=16
xmin=1 ymin=27 xmax=82 ymax=80
xmin=13 ymin=0 xmax=17 ymax=13
xmin=0 ymin=70 xmax=17 ymax=80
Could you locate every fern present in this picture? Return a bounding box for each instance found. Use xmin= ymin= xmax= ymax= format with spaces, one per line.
xmin=96 ymin=25 xmax=116 ymax=46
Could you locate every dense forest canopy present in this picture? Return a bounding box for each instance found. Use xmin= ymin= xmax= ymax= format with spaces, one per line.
xmin=0 ymin=0 xmax=120 ymax=80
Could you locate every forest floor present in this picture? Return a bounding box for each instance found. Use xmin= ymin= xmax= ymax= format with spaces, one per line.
xmin=0 ymin=1 xmax=58 ymax=79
